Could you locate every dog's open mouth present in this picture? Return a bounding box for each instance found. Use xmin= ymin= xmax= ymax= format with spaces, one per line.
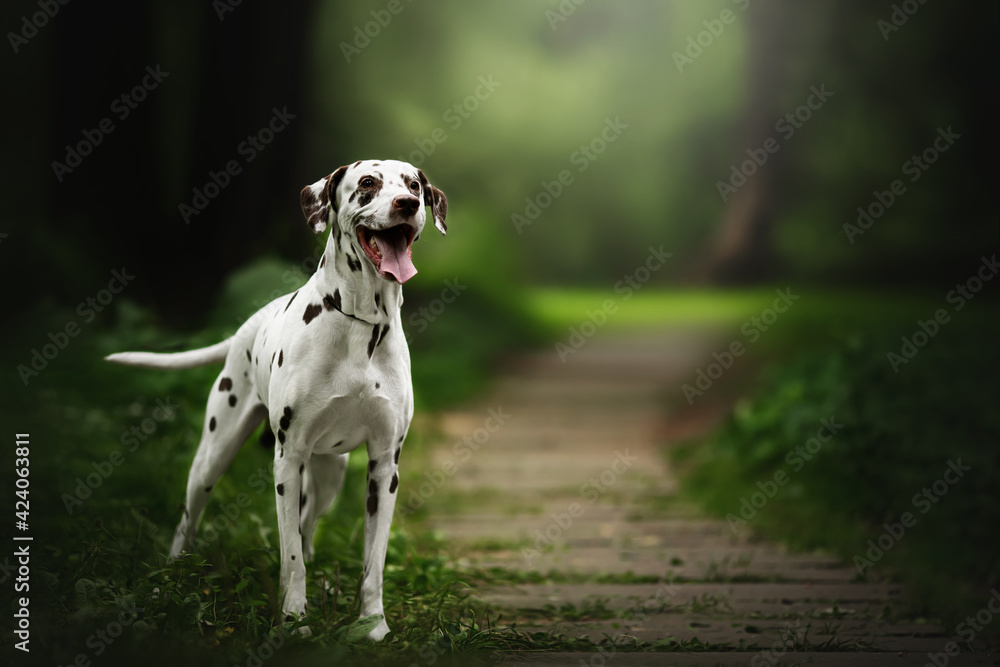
xmin=358 ymin=224 xmax=418 ymax=284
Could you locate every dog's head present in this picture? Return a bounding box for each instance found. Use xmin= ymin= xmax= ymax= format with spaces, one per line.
xmin=300 ymin=160 xmax=448 ymax=284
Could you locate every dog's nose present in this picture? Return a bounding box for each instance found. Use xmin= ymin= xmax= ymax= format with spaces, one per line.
xmin=392 ymin=195 xmax=420 ymax=216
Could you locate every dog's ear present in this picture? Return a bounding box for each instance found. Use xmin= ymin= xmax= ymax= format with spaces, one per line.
xmin=300 ymin=166 xmax=348 ymax=234
xmin=418 ymin=169 xmax=449 ymax=235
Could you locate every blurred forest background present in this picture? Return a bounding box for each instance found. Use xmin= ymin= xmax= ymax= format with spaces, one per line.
xmin=0 ymin=0 xmax=997 ymax=663
xmin=2 ymin=0 xmax=996 ymax=313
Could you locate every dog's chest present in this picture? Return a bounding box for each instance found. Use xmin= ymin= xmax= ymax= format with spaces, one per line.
xmin=249 ymin=292 xmax=408 ymax=452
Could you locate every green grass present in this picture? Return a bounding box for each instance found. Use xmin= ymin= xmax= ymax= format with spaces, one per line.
xmin=0 ymin=258 xmax=549 ymax=665
xmin=524 ymin=286 xmax=939 ymax=339
xmin=525 ymin=287 xmax=773 ymax=330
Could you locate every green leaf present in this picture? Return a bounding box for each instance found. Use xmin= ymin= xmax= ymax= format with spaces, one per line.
xmin=180 ymin=592 xmax=203 ymax=626
xmin=75 ymin=578 xmax=98 ymax=609
xmin=344 ymin=614 xmax=384 ymax=642
xmin=235 ymin=578 xmax=249 ymax=593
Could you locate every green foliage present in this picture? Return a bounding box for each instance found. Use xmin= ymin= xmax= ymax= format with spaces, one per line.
xmin=675 ymin=309 xmax=1000 ymax=625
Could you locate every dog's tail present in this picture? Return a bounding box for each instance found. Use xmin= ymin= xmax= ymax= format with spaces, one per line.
xmin=105 ymin=338 xmax=232 ymax=370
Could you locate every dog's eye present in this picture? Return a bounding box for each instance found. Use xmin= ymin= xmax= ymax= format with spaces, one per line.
xmin=360 ymin=177 xmax=375 ymax=188
xmin=409 ymin=181 xmax=420 ymax=192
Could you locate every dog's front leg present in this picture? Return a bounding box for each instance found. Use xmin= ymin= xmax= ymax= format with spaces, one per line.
xmin=359 ymin=439 xmax=402 ymax=640
xmin=274 ymin=450 xmax=310 ymax=631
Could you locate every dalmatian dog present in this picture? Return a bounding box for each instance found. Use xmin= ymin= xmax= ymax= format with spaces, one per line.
xmin=106 ymin=159 xmax=448 ymax=640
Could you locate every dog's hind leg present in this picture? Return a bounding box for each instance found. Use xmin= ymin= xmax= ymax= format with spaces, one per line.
xmin=169 ymin=367 xmax=266 ymax=558
xmin=299 ymin=452 xmax=349 ymax=563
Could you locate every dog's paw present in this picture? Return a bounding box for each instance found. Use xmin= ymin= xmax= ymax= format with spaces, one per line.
xmin=282 ymin=612 xmax=312 ymax=636
xmin=366 ymin=619 xmax=391 ymax=642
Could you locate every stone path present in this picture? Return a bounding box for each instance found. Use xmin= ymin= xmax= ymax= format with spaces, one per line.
xmin=412 ymin=327 xmax=990 ymax=666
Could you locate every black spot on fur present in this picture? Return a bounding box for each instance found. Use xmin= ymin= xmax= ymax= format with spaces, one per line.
xmin=300 ymin=493 xmax=307 ymax=510
xmin=218 ymin=377 xmax=233 ymax=391
xmin=291 ymin=555 xmax=296 ymax=561
xmin=246 ymin=350 xmax=252 ymax=363
xmin=271 ymin=351 xmax=275 ymax=367
xmin=377 ymin=324 xmax=389 ymax=347
xmin=323 ymin=292 xmax=342 ymax=311
xmin=394 ymin=447 xmax=400 ymax=463
xmin=303 ymin=303 xmax=323 ymax=324
xmin=205 ymin=485 xmax=213 ymax=493
xmin=389 ymin=474 xmax=398 ymax=494
xmin=284 ymin=290 xmax=299 ymax=312
xmin=209 ymin=417 xmax=217 ymax=432
xmin=367 ymin=324 xmax=380 ymax=358
xmin=398 ymin=435 xmax=405 ymax=443
xmin=280 ymin=406 xmax=293 ymax=431
xmin=299 ymin=463 xmax=304 ymax=474
xmin=366 ymin=480 xmax=378 ymax=515
xmin=229 ymin=394 xmax=237 ymax=407
xmin=357 ymin=177 xmax=382 ymax=207
xmin=278 ymin=430 xmax=286 ymax=444
xmin=375 ymin=381 xmax=380 ymax=389
xmin=276 ymin=483 xmax=285 ymax=496
xmin=346 ymin=252 xmax=362 ymax=272
xmin=368 ymin=459 xmax=377 ymax=473
xmin=260 ymin=424 xmax=275 ymax=448
xmin=278 ymin=350 xmax=284 ymax=367
xmin=374 ymin=293 xmax=380 ymax=310
xmin=334 ymin=440 xmax=344 ymax=448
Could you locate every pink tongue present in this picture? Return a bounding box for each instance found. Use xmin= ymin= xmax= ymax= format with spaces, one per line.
xmin=373 ymin=229 xmax=417 ymax=284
